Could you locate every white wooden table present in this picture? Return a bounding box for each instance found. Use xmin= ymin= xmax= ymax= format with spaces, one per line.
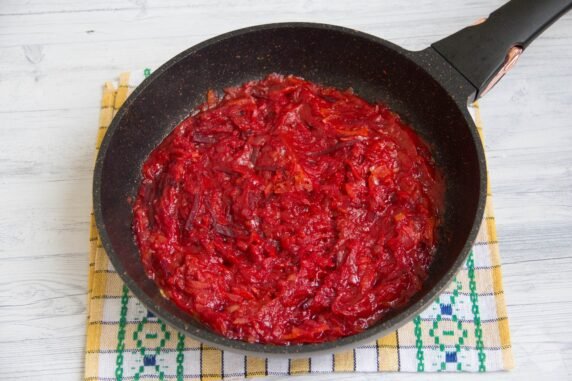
xmin=1 ymin=0 xmax=571 ymax=380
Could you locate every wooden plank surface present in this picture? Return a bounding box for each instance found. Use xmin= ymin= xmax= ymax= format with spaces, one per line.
xmin=0 ymin=0 xmax=571 ymax=379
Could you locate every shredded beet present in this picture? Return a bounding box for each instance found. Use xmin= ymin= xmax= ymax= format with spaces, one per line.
xmin=132 ymin=74 xmax=444 ymax=345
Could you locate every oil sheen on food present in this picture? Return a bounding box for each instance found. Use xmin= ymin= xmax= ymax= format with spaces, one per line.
xmin=133 ymin=74 xmax=444 ymax=345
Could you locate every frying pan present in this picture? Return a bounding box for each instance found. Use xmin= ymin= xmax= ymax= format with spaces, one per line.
xmin=94 ymin=0 xmax=572 ymax=356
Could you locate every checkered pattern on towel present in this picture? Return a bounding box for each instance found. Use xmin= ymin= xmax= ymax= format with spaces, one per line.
xmin=85 ymin=70 xmax=513 ymax=381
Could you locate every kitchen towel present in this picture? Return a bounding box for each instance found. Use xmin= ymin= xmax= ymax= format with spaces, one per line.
xmin=85 ymin=70 xmax=513 ymax=381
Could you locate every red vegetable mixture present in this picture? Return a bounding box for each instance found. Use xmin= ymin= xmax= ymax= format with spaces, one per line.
xmin=133 ymin=74 xmax=444 ymax=344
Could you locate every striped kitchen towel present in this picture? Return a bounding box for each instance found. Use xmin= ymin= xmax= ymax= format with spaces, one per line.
xmin=85 ymin=70 xmax=513 ymax=381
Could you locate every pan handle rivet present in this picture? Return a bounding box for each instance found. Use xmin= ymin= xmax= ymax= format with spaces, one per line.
xmin=480 ymin=45 xmax=523 ymax=98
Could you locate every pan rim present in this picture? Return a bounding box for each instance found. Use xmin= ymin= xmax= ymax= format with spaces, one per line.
xmin=93 ymin=22 xmax=487 ymax=356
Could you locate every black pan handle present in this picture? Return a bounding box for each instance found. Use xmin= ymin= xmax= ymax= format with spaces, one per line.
xmin=432 ymin=0 xmax=572 ymax=100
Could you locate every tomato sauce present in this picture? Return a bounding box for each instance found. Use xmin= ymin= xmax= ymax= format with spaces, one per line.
xmin=133 ymin=74 xmax=444 ymax=344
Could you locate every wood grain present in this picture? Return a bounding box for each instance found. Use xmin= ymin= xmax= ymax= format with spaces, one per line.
xmin=0 ymin=0 xmax=571 ymax=379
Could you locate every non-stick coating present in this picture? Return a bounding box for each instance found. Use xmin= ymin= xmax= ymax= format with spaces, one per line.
xmin=94 ymin=23 xmax=486 ymax=356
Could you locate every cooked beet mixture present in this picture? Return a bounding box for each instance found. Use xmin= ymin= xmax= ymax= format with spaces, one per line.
xmin=133 ymin=74 xmax=444 ymax=345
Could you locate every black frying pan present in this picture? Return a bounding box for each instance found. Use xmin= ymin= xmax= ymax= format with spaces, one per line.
xmin=94 ymin=0 xmax=571 ymax=356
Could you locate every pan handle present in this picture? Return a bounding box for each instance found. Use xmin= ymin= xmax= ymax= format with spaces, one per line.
xmin=432 ymin=0 xmax=572 ymax=100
